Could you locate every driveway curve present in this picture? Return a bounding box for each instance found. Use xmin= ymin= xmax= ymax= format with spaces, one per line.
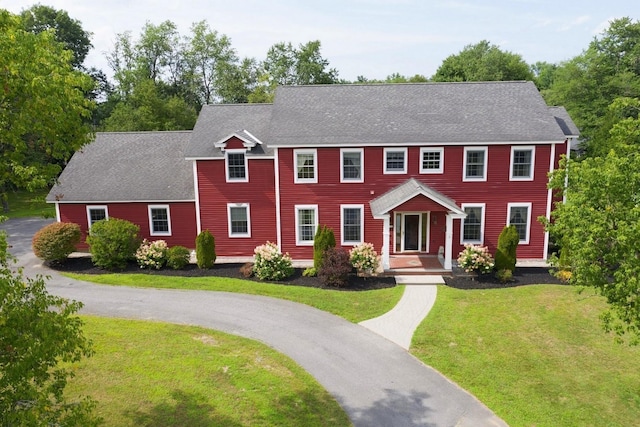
xmin=2 ymin=218 xmax=506 ymax=427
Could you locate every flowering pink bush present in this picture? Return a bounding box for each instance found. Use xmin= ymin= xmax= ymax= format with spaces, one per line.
xmin=349 ymin=242 xmax=379 ymax=273
xmin=457 ymin=244 xmax=494 ymax=274
xmin=253 ymin=241 xmax=294 ymax=280
xmin=135 ymin=239 xmax=168 ymax=269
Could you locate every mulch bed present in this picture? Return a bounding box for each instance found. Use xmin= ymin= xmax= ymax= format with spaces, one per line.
xmin=50 ymin=257 xmax=564 ymax=291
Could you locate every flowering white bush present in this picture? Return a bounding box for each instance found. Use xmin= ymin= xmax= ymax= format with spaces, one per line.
xmin=457 ymin=244 xmax=494 ymax=274
xmin=349 ymin=242 xmax=379 ymax=274
xmin=253 ymin=241 xmax=294 ymax=280
xmin=135 ymin=239 xmax=168 ymax=269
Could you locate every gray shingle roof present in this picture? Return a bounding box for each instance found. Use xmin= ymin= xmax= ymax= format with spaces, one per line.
xmin=47 ymin=131 xmax=194 ymax=203
xmin=186 ymin=103 xmax=273 ymax=158
xmin=269 ymin=81 xmax=568 ymax=146
xmin=549 ymin=106 xmax=580 ymax=137
xmin=370 ymin=178 xmax=465 ymax=217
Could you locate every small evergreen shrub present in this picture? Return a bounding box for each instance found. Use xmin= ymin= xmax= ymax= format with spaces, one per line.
xmin=349 ymin=242 xmax=379 ymax=274
xmin=495 ymin=225 xmax=519 ymax=272
xmin=253 ymin=241 xmax=294 ymax=281
xmin=457 ymin=244 xmax=494 ymax=274
xmin=32 ymin=222 xmax=81 ymax=262
xmin=166 ymin=246 xmax=191 ymax=270
xmin=239 ymin=262 xmax=254 ymax=278
xmin=87 ymin=218 xmax=140 ymax=270
xmin=195 ymin=230 xmax=216 ymax=269
xmin=318 ymin=247 xmax=352 ymax=287
xmin=302 ymin=267 xmax=317 ymax=277
xmin=495 ymin=268 xmax=514 ymax=283
xmin=135 ymin=239 xmax=168 ymax=269
xmin=313 ymin=225 xmax=336 ymax=270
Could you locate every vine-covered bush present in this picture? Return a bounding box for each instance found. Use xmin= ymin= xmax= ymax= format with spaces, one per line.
xmin=319 ymin=247 xmax=352 ymax=287
xmin=195 ymin=230 xmax=216 ymax=269
xmin=166 ymin=245 xmax=191 ymax=270
xmin=349 ymin=242 xmax=379 ymax=274
xmin=32 ymin=222 xmax=81 ymax=262
xmin=135 ymin=239 xmax=168 ymax=269
xmin=495 ymin=225 xmax=519 ymax=272
xmin=86 ymin=218 xmax=140 ymax=271
xmin=457 ymin=244 xmax=494 ymax=274
xmin=253 ymin=241 xmax=293 ymax=281
xmin=313 ymin=225 xmax=336 ymax=270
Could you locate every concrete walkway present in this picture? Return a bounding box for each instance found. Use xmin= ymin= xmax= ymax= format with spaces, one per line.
xmin=1 ymin=218 xmax=507 ymax=427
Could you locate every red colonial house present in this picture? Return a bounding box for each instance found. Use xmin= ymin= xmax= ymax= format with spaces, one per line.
xmin=48 ymin=81 xmax=578 ymax=271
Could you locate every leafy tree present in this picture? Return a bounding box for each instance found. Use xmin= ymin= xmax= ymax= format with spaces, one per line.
xmin=0 ymin=10 xmax=95 ymax=212
xmin=19 ymin=4 xmax=92 ymax=68
xmin=531 ymin=61 xmax=558 ymax=91
xmin=432 ymin=40 xmax=534 ymax=82
xmin=544 ymin=97 xmax=640 ymax=343
xmin=0 ymin=229 xmax=99 ymax=425
xmin=353 ymin=73 xmax=429 ymax=84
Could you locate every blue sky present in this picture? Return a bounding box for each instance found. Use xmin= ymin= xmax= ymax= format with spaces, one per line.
xmin=3 ymin=0 xmax=638 ymax=81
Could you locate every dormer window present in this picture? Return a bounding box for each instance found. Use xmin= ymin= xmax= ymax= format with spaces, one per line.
xmin=226 ymin=150 xmax=248 ymax=182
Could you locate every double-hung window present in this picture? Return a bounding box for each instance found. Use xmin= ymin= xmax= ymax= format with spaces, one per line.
xmin=294 ymin=149 xmax=317 ymax=183
xmin=226 ymin=150 xmax=248 ymax=182
xmin=341 ymin=205 xmax=364 ymax=245
xmin=340 ymin=148 xmax=363 ymax=182
xmin=508 ymin=203 xmax=532 ymax=244
xmin=148 ymin=205 xmax=171 ymax=236
xmin=463 ymin=147 xmax=488 ymax=181
xmin=420 ymin=147 xmax=444 ymax=174
xmin=295 ymin=205 xmax=318 ymax=245
xmin=227 ymin=203 xmax=251 ymax=237
xmin=460 ymin=203 xmax=485 ymax=244
xmin=86 ymin=206 xmax=108 ymax=229
xmin=510 ymin=146 xmax=535 ymax=180
xmin=384 ymin=148 xmax=407 ymax=174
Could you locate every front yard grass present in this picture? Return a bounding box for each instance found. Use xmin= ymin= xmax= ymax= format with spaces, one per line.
xmin=64 ymin=273 xmax=404 ymax=323
xmin=67 ymin=316 xmax=351 ymax=426
xmin=411 ymin=285 xmax=640 ymax=427
xmin=3 ymin=189 xmax=54 ymax=218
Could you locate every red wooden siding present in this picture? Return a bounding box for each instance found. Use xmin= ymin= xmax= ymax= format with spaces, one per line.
xmin=196 ymin=158 xmax=277 ymax=256
xmin=224 ymin=137 xmax=246 ymax=150
xmin=58 ymin=202 xmax=197 ymax=250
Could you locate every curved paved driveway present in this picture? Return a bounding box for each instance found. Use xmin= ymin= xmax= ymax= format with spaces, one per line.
xmin=2 ymin=218 xmax=505 ymax=427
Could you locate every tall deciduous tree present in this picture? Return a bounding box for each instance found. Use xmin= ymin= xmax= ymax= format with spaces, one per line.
xmin=432 ymin=40 xmax=534 ymax=82
xmin=0 ymin=10 xmax=94 ymax=211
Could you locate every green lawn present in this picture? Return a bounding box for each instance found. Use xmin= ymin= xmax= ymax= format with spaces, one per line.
xmin=66 ymin=316 xmax=351 ymax=426
xmin=64 ymin=273 xmax=404 ymax=323
xmin=3 ymin=189 xmax=55 ymax=218
xmin=411 ymin=285 xmax=640 ymax=427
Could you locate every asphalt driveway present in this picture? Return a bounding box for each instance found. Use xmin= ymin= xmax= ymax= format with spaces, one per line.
xmin=2 ymin=218 xmax=506 ymax=427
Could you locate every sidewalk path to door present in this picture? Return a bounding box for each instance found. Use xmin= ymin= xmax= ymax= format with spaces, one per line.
xmin=1 ymin=218 xmax=506 ymax=427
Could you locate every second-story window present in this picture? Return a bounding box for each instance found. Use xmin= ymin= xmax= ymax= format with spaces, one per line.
xmin=463 ymin=147 xmax=488 ymax=181
xmin=341 ymin=148 xmax=363 ymax=182
xmin=510 ymin=146 xmax=535 ymax=180
xmin=294 ymin=149 xmax=317 ymax=183
xmin=384 ymin=148 xmax=407 ymax=174
xmin=226 ymin=150 xmax=248 ymax=182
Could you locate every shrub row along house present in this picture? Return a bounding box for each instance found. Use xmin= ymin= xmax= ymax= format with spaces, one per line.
xmin=47 ymin=81 xmax=578 ymax=272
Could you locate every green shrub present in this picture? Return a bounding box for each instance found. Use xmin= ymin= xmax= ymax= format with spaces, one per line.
xmin=302 ymin=267 xmax=317 ymax=277
xmin=135 ymin=239 xmax=168 ymax=269
xmin=32 ymin=222 xmax=81 ymax=262
xmin=495 ymin=225 xmax=519 ymax=272
xmin=495 ymin=268 xmax=514 ymax=283
xmin=318 ymin=247 xmax=352 ymax=287
xmin=86 ymin=218 xmax=140 ymax=271
xmin=313 ymin=225 xmax=336 ymax=270
xmin=166 ymin=246 xmax=191 ymax=270
xmin=253 ymin=241 xmax=294 ymax=281
xmin=195 ymin=230 xmax=216 ymax=269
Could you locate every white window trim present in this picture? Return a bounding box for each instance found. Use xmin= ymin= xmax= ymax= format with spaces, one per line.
xmin=507 ymin=202 xmax=532 ymax=244
xmin=148 ymin=204 xmax=172 ymax=236
xmin=463 ymin=146 xmax=488 ymax=182
xmin=340 ymin=148 xmax=364 ymax=183
xmin=383 ymin=147 xmax=408 ymax=174
xmin=341 ymin=204 xmax=365 ymax=246
xmin=510 ymin=146 xmax=536 ymax=181
xmin=227 ymin=203 xmax=251 ymax=238
xmin=420 ymin=147 xmax=444 ymax=174
xmin=225 ymin=149 xmax=249 ymax=183
xmin=294 ymin=149 xmax=318 ymax=184
xmin=460 ymin=203 xmax=485 ymax=245
xmin=295 ymin=204 xmax=318 ymax=246
xmin=86 ymin=205 xmax=108 ymax=229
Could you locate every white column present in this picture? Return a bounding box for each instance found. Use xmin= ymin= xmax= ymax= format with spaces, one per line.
xmin=444 ymin=213 xmax=454 ymax=270
xmin=381 ymin=214 xmax=390 ymax=270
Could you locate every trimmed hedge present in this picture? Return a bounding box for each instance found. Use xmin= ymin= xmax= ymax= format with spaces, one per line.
xmin=32 ymin=222 xmax=81 ymax=262
xmin=195 ymin=230 xmax=216 ymax=269
xmin=86 ymin=218 xmax=140 ymax=271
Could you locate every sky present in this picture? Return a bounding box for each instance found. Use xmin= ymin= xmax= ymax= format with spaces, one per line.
xmin=3 ymin=0 xmax=638 ymax=82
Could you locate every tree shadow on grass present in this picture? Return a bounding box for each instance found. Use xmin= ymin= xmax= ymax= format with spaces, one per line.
xmin=125 ymin=389 xmax=242 ymax=427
